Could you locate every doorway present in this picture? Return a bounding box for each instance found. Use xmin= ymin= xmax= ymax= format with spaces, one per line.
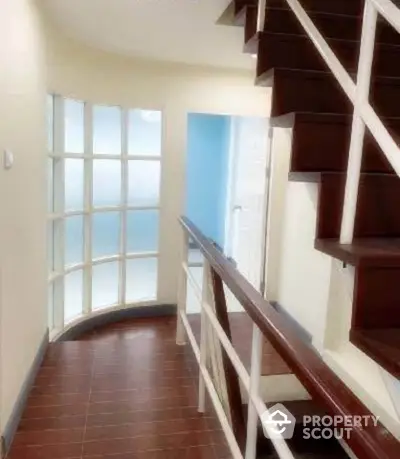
xmin=185 ymin=113 xmax=270 ymax=295
xmin=225 ymin=116 xmax=270 ymax=291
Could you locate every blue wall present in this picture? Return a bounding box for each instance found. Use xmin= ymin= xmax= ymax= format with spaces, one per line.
xmin=186 ymin=113 xmax=231 ymax=248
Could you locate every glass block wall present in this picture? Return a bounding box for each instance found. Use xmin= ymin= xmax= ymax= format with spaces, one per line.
xmin=47 ymin=95 xmax=162 ymax=332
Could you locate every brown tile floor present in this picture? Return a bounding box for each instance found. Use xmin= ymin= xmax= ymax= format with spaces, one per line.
xmin=8 ymin=316 xmax=232 ymax=459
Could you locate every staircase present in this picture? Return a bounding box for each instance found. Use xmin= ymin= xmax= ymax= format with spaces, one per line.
xmin=223 ymin=0 xmax=400 ymax=385
xmin=255 ymin=402 xmax=350 ymax=459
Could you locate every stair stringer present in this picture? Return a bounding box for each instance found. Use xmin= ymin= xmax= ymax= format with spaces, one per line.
xmin=264 ymin=114 xmax=400 ymax=439
xmin=264 ymin=119 xmax=333 ymax=349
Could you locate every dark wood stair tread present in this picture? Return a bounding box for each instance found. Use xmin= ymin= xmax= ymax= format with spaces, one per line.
xmin=241 ymin=7 xmax=400 ymax=52
xmin=257 ymin=66 xmax=400 ymax=87
xmin=256 ymin=31 xmax=400 ymax=77
xmin=243 ymin=0 xmax=363 ymax=16
xmin=351 ymin=329 xmax=400 ymax=379
xmin=231 ymin=0 xmax=364 ymax=29
xmin=243 ymin=8 xmax=363 ymax=53
xmin=272 ymin=111 xmax=400 ymax=127
xmin=270 ymin=112 xmax=397 ymax=175
xmin=262 ymin=7 xmax=400 ymax=43
xmin=315 ymin=238 xmax=400 ymax=267
xmin=258 ymin=454 xmax=349 ymax=459
xmin=257 ymin=67 xmax=400 ymax=117
xmin=258 ymin=453 xmax=349 ymax=458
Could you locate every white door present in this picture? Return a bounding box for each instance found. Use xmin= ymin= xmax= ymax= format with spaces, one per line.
xmin=226 ymin=116 xmax=270 ymax=292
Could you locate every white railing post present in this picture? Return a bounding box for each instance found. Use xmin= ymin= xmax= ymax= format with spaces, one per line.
xmin=176 ymin=230 xmax=189 ymax=345
xmin=257 ymin=0 xmax=267 ymax=32
xmin=340 ymin=1 xmax=378 ymax=244
xmin=245 ymin=324 xmax=263 ymax=459
xmin=198 ymin=260 xmax=211 ymax=413
xmin=198 ymin=307 xmax=208 ymax=412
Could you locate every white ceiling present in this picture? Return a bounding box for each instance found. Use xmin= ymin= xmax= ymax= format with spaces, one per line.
xmin=41 ymin=0 xmax=254 ymax=70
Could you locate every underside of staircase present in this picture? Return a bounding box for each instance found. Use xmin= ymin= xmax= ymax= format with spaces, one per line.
xmin=222 ymin=0 xmax=400 ymax=381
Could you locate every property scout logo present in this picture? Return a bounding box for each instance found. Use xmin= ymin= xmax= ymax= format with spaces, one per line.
xmin=260 ymin=403 xmax=379 ymax=440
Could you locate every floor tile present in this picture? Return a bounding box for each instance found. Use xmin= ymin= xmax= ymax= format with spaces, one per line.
xmin=8 ymin=316 xmax=235 ymax=459
xmin=7 ymin=442 xmax=82 ymax=459
xmin=12 ymin=428 xmax=84 ymax=447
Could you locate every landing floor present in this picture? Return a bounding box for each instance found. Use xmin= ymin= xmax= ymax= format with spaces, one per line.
xmin=8 ymin=316 xmax=231 ymax=459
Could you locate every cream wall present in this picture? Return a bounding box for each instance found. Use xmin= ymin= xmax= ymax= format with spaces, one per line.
xmin=276 ymin=180 xmax=332 ymax=349
xmin=0 ymin=0 xmax=47 ymax=430
xmin=45 ymin=23 xmax=270 ymax=306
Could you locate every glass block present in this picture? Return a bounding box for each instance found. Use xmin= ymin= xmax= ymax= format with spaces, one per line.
xmin=65 ymin=216 xmax=84 ymax=266
xmin=48 ymin=282 xmax=54 ymax=330
xmin=126 ymin=210 xmax=159 ymax=253
xmin=47 ymin=95 xmax=54 ymax=152
xmin=47 ymin=221 xmax=54 ymax=273
xmin=92 ymin=212 xmax=120 ymax=259
xmin=93 ymin=160 xmax=121 ymax=207
xmin=65 ymin=159 xmax=84 ymax=211
xmin=92 ymin=262 xmax=119 ymax=310
xmin=65 ymin=99 xmax=84 ymax=154
xmin=48 ymin=158 xmax=53 ymax=212
xmin=128 ymin=109 xmax=162 ymax=156
xmin=128 ymin=160 xmax=160 ymax=207
xmin=126 ymin=258 xmax=157 ymax=303
xmin=93 ymin=105 xmax=121 ymax=155
xmin=64 ymin=269 xmax=83 ymax=323
xmin=52 ymin=219 xmax=64 ymax=272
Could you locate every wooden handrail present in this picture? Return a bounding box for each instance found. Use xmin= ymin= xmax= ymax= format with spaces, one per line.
xmin=180 ymin=216 xmax=400 ymax=459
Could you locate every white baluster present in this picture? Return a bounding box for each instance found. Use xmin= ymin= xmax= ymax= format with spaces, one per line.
xmin=176 ymin=230 xmax=189 ymax=345
xmin=245 ymin=324 xmax=263 ymax=459
xmin=198 ymin=260 xmax=211 ymax=412
xmin=257 ymin=0 xmax=267 ymax=32
xmin=340 ymin=1 xmax=377 ymax=243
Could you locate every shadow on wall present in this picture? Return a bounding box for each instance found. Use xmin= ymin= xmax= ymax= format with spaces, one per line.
xmin=185 ymin=113 xmax=231 ymax=248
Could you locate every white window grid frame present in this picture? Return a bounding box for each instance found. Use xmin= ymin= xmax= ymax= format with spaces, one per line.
xmin=48 ymin=94 xmax=164 ymax=333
